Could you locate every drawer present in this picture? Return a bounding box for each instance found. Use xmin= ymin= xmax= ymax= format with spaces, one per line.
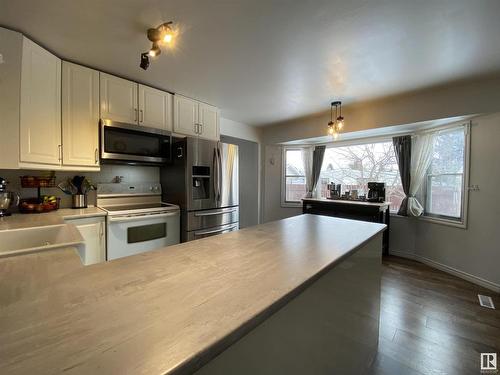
xmin=186 ymin=222 xmax=239 ymax=241
xmin=186 ymin=206 xmax=239 ymax=231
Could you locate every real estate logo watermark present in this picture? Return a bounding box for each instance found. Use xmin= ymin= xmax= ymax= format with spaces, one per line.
xmin=481 ymin=353 xmax=498 ymax=374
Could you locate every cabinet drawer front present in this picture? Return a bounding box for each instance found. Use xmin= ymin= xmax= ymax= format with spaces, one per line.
xmin=187 ymin=207 xmax=239 ymax=231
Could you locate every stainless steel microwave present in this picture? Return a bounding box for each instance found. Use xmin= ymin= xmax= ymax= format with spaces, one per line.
xmin=100 ymin=120 xmax=172 ymax=165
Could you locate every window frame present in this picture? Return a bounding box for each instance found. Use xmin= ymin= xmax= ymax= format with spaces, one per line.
xmin=281 ymin=146 xmax=308 ymax=207
xmin=420 ymin=122 xmax=470 ymax=228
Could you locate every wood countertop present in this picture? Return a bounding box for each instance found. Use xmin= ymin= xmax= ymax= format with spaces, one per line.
xmin=0 ymin=214 xmax=385 ymax=375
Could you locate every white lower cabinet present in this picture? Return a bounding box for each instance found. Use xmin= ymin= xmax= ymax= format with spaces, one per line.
xmin=65 ymin=216 xmax=106 ymax=265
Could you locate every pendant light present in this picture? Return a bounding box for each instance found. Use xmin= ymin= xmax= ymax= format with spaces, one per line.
xmin=327 ymin=101 xmax=345 ymax=139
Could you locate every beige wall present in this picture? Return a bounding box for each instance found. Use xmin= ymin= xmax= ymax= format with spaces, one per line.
xmin=220 ymin=117 xmax=263 ymax=144
xmin=260 ymin=77 xmax=500 ymax=291
xmin=262 ymin=74 xmax=500 ymax=144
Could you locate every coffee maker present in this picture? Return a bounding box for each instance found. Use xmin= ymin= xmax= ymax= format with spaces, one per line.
xmin=0 ymin=177 xmax=20 ymax=217
xmin=367 ymin=182 xmax=385 ymax=203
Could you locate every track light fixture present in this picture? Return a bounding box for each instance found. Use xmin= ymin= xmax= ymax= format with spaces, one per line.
xmin=140 ymin=52 xmax=150 ymax=70
xmin=140 ymin=21 xmax=175 ymax=70
xmin=327 ymin=101 xmax=345 ymax=139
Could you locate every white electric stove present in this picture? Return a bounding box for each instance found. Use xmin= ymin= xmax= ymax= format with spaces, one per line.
xmin=97 ymin=183 xmax=180 ymax=260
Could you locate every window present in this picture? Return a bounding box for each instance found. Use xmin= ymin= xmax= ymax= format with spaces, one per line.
xmin=423 ymin=125 xmax=468 ymax=223
xmin=282 ymin=148 xmax=306 ymax=205
xmin=317 ymin=141 xmax=404 ymax=212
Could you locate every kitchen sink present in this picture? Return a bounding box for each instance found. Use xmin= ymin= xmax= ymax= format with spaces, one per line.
xmin=0 ymin=224 xmax=84 ymax=257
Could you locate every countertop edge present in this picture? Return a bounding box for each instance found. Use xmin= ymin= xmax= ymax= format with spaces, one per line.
xmin=170 ymin=222 xmax=386 ymax=375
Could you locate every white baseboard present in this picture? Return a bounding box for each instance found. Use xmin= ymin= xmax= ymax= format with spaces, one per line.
xmin=389 ymin=250 xmax=500 ymax=293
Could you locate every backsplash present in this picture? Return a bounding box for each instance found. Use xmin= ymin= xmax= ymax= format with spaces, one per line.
xmin=0 ymin=165 xmax=159 ymax=210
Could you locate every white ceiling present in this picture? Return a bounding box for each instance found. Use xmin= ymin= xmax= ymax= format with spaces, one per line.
xmin=1 ymin=0 xmax=500 ymax=126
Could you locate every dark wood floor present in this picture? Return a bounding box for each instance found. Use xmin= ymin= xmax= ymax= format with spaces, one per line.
xmin=371 ymin=256 xmax=500 ymax=375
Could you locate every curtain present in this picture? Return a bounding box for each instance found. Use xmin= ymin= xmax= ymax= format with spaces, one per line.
xmin=302 ymin=146 xmax=326 ymax=198
xmin=392 ymin=135 xmax=411 ymax=216
xmin=408 ymin=133 xmax=435 ymax=216
xmin=311 ymin=146 xmax=326 ymax=197
xmin=302 ymin=148 xmax=314 ymax=198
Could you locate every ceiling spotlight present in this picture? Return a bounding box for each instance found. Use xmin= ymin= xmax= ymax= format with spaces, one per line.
xmin=159 ymin=22 xmax=174 ymax=44
xmin=140 ymin=52 xmax=150 ymax=70
xmin=148 ymin=42 xmax=161 ymax=57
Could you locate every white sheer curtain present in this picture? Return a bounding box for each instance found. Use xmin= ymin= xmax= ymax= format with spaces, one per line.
xmin=302 ymin=147 xmax=314 ymax=198
xmin=408 ymin=133 xmax=435 ymax=216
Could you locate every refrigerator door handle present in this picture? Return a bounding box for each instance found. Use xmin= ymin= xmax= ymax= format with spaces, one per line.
xmin=194 ymin=207 xmax=237 ymax=217
xmin=213 ymin=147 xmax=219 ymax=203
xmin=217 ymin=143 xmax=222 ymax=204
xmin=194 ymin=225 xmax=238 ymax=236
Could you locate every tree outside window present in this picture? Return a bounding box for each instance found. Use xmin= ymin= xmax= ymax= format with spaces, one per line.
xmin=317 ymin=142 xmax=405 ymax=212
xmin=424 ymin=127 xmax=466 ymax=220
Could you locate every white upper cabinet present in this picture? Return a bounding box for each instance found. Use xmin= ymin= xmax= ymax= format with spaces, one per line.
xmin=100 ymin=73 xmax=138 ymax=124
xmin=19 ymin=37 xmax=61 ymax=165
xmin=62 ymin=62 xmax=100 ymax=168
xmin=173 ymin=95 xmax=220 ymax=140
xmin=173 ymin=95 xmax=199 ymax=137
xmin=198 ymin=102 xmax=219 ymax=141
xmin=138 ymin=84 xmax=173 ymax=131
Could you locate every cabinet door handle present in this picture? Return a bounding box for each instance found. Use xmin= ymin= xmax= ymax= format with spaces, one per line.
xmin=58 ymin=145 xmax=62 ymax=162
xmin=140 ymin=109 xmax=144 ymax=123
xmin=194 ymin=123 xmax=198 ymax=134
xmin=198 ymin=123 xmax=203 ymax=134
xmin=134 ymin=108 xmax=138 ymax=122
xmin=95 ymin=148 xmax=99 ymax=164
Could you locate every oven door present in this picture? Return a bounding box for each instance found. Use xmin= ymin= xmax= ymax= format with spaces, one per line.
xmin=107 ymin=211 xmax=180 ymax=260
xmin=101 ymin=120 xmax=171 ymax=165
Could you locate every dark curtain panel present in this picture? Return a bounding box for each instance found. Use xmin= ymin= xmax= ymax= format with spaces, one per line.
xmin=311 ymin=145 xmax=326 ymax=194
xmin=392 ymin=135 xmax=411 ymax=216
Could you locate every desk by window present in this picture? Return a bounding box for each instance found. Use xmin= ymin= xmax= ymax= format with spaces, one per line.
xmin=302 ymin=198 xmax=390 ymax=255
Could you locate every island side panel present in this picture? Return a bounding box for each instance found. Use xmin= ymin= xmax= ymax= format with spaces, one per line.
xmin=195 ymin=232 xmax=383 ymax=375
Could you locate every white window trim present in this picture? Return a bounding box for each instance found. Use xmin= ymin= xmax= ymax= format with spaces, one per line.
xmin=281 ymin=146 xmax=308 ymax=208
xmin=420 ymin=122 xmax=470 ymax=229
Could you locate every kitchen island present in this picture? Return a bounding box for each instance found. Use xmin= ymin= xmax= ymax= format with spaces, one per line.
xmin=303 ymin=198 xmax=391 ymax=254
xmin=0 ymin=214 xmax=385 ymax=374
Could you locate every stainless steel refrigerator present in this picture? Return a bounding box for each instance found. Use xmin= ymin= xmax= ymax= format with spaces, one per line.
xmin=161 ymin=137 xmax=239 ymax=242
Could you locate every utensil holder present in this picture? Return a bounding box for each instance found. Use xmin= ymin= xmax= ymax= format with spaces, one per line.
xmin=72 ymin=194 xmax=87 ymax=209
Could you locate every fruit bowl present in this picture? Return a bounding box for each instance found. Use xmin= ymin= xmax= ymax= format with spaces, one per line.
xmin=19 ymin=196 xmax=60 ymax=214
